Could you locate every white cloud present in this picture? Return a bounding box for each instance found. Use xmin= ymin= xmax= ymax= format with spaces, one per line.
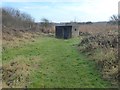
xmin=56 ymin=0 xmax=119 ymax=21
xmin=21 ymin=6 xmax=49 ymax=10
xmin=2 ymin=0 xmax=120 ymax=22
xmin=1 ymin=0 xmax=89 ymax=2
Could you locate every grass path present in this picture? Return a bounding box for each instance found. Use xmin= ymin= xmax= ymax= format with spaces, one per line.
xmin=3 ymin=37 xmax=112 ymax=88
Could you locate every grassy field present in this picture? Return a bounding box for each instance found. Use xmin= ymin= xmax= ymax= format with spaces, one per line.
xmin=2 ymin=36 xmax=112 ymax=88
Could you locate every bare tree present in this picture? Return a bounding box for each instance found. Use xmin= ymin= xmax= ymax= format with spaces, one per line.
xmin=2 ymin=7 xmax=35 ymax=29
xmin=109 ymin=14 xmax=120 ymax=25
xmin=40 ymin=18 xmax=53 ymax=33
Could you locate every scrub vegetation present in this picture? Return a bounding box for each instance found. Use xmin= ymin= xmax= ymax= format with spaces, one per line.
xmin=1 ymin=7 xmax=119 ymax=88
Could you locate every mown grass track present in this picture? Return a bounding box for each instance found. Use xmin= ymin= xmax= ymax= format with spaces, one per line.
xmin=2 ymin=37 xmax=112 ymax=88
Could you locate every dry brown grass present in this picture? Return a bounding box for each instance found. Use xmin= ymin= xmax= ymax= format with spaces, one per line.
xmin=79 ymin=23 xmax=118 ymax=35
xmin=2 ymin=26 xmax=42 ymax=49
xmin=2 ymin=22 xmax=119 ymax=87
xmin=78 ymin=23 xmax=119 ymax=86
xmin=2 ymin=26 xmax=43 ymax=88
xmin=2 ymin=56 xmax=42 ymax=88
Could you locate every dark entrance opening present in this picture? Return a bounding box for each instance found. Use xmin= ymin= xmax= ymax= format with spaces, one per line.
xmin=55 ymin=26 xmax=72 ymax=39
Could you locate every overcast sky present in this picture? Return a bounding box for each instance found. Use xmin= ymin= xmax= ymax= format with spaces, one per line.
xmin=2 ymin=0 xmax=120 ymax=22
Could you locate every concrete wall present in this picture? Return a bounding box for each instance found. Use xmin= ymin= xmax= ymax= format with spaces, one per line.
xmin=72 ymin=25 xmax=79 ymax=37
xmin=55 ymin=24 xmax=80 ymax=39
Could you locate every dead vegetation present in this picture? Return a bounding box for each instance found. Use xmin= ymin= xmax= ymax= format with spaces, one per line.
xmin=2 ymin=57 xmax=30 ymax=88
xmin=1 ymin=7 xmax=54 ymax=88
xmin=78 ymin=23 xmax=119 ymax=86
xmin=2 ymin=56 xmax=41 ymax=88
xmin=2 ymin=7 xmax=55 ymax=37
xmin=2 ymin=6 xmax=119 ymax=88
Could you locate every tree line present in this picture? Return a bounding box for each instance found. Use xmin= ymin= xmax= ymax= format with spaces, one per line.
xmin=2 ymin=7 xmax=119 ymax=32
xmin=2 ymin=7 xmax=35 ymax=29
xmin=2 ymin=7 xmax=55 ymax=33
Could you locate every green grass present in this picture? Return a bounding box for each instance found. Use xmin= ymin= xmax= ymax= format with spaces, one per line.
xmin=2 ymin=36 xmax=112 ymax=88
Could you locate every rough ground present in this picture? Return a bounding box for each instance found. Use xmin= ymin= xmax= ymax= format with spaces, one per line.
xmin=2 ymin=36 xmax=113 ymax=88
